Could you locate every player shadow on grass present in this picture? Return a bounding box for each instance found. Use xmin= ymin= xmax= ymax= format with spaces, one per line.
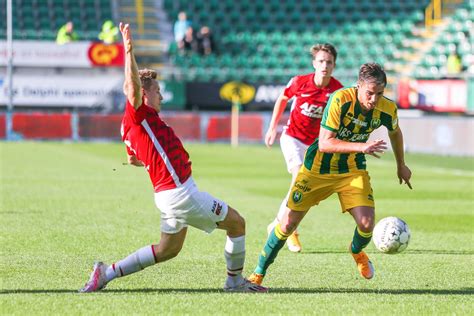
xmin=301 ymin=249 xmax=474 ymax=255
xmin=1 ymin=288 xmax=473 ymax=295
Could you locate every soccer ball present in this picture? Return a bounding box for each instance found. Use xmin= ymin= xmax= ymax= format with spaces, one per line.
xmin=373 ymin=217 xmax=411 ymax=254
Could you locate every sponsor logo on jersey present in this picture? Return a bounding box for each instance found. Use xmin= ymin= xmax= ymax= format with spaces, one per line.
xmin=292 ymin=190 xmax=303 ymax=203
xmin=349 ymin=133 xmax=369 ymax=142
xmin=300 ymin=103 xmax=324 ymax=118
xmin=301 ymin=93 xmax=312 ymax=97
xmin=339 ymin=127 xmax=352 ymax=138
xmin=370 ymin=118 xmax=381 ymax=129
xmin=338 ymin=127 xmax=369 ymax=142
xmin=351 ymin=117 xmax=368 ymax=127
xmin=211 ymin=200 xmax=222 ymax=215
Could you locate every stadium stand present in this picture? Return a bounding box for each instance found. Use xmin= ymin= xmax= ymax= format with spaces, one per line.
xmin=1 ymin=1 xmax=471 ymax=108
xmin=164 ymin=0 xmax=434 ymax=89
xmin=413 ymin=5 xmax=473 ymax=78
xmin=0 ymin=0 xmax=113 ymax=41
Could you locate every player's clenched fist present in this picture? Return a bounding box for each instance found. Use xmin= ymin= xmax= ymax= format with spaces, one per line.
xmin=119 ymin=22 xmax=132 ymax=53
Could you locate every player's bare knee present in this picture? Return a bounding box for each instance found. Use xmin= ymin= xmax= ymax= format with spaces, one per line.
xmin=224 ymin=206 xmax=245 ymax=234
xmin=167 ymin=248 xmax=181 ymax=259
xmin=358 ymin=219 xmax=374 ymax=232
xmin=164 ymin=244 xmax=182 ymax=260
xmin=236 ymin=212 xmax=245 ymax=231
xmin=280 ymin=221 xmax=296 ymax=235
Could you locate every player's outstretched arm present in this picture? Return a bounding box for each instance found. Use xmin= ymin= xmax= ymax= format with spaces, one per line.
xmin=388 ymin=127 xmax=412 ymax=189
xmin=319 ymin=127 xmax=388 ymax=156
xmin=120 ymin=22 xmax=142 ymax=109
xmin=265 ymin=93 xmax=289 ymax=147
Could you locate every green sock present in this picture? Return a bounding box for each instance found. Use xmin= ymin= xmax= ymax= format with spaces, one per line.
xmin=351 ymin=227 xmax=372 ymax=254
xmin=254 ymin=224 xmax=289 ymax=275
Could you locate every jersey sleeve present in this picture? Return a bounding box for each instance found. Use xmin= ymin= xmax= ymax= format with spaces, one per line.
xmin=381 ymin=101 xmax=399 ymax=132
xmin=329 ymin=77 xmax=344 ymax=92
xmin=334 ymin=79 xmax=344 ymax=90
xmin=321 ymin=91 xmax=342 ymax=133
xmin=125 ymin=98 xmax=147 ymax=124
xmin=125 ymin=143 xmax=134 ymax=156
xmin=283 ymin=76 xmax=298 ymax=99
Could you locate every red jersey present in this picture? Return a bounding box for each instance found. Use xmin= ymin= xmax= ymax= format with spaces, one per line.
xmin=283 ymin=73 xmax=343 ymax=145
xmin=121 ymin=99 xmax=192 ymax=192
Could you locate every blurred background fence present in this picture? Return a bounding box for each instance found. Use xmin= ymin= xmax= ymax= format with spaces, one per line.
xmin=0 ymin=0 xmax=473 ymax=155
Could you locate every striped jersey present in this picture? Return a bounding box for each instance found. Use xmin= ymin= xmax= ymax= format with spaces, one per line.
xmin=283 ymin=73 xmax=343 ymax=145
xmin=121 ymin=99 xmax=192 ymax=192
xmin=304 ymin=87 xmax=399 ymax=174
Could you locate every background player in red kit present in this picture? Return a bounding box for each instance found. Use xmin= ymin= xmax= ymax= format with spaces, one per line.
xmin=80 ymin=23 xmax=267 ymax=293
xmin=263 ymin=44 xmax=343 ymax=253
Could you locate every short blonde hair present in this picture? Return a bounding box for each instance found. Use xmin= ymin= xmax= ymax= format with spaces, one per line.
xmin=138 ymin=69 xmax=157 ymax=90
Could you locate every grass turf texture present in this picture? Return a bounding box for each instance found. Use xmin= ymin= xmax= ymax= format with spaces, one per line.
xmin=1 ymin=142 xmax=473 ymax=315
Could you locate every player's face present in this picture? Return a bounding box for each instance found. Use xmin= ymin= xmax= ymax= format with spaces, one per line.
xmin=143 ymin=81 xmax=163 ymax=112
xmin=312 ymin=51 xmax=335 ymax=79
xmin=357 ymin=80 xmax=385 ymax=112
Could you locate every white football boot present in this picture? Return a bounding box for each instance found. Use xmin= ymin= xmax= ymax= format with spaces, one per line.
xmin=79 ymin=262 xmax=109 ymax=293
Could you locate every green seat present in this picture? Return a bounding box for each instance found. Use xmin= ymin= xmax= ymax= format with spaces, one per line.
xmin=195 ymin=68 xmax=211 ymax=82
xmin=266 ymin=55 xmax=279 ymax=68
xmin=240 ymin=68 xmax=256 ymax=83
xmin=253 ymin=31 xmax=266 ymax=44
xmin=202 ymin=55 xmax=217 ymax=67
xmin=284 ymin=31 xmax=298 ymax=44
xmin=234 ymin=55 xmax=248 ymax=68
xmin=248 ymin=55 xmax=264 ymax=68
xmin=218 ymin=54 xmax=234 ymax=68
xmin=22 ymin=16 xmax=35 ymax=29
xmin=371 ymin=20 xmax=385 ymax=34
xmin=268 ymin=32 xmax=283 ymax=45
xmin=386 ymin=21 xmax=401 ymax=34
xmin=259 ymin=44 xmax=273 ymax=57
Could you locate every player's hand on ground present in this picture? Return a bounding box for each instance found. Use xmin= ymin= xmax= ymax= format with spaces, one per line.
xmin=397 ymin=164 xmax=412 ymax=189
xmin=362 ymin=139 xmax=387 ymax=158
xmin=264 ymin=128 xmax=277 ymax=148
xmin=119 ymin=22 xmax=133 ymax=53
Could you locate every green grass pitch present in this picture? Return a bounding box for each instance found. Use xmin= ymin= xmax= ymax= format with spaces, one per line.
xmin=1 ymin=142 xmax=473 ymax=315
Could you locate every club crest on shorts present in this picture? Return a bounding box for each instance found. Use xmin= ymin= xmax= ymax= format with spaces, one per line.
xmin=211 ymin=200 xmax=222 ymax=215
xmin=292 ymin=190 xmax=303 ymax=204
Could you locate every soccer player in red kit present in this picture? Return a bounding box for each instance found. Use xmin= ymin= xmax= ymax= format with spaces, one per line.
xmin=80 ymin=23 xmax=267 ymax=293
xmin=263 ymin=44 xmax=343 ymax=254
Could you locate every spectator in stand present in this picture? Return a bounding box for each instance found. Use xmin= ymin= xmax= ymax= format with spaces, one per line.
xmin=197 ymin=26 xmax=215 ymax=55
xmin=56 ymin=21 xmax=78 ymax=45
xmin=98 ymin=20 xmax=119 ymax=44
xmin=174 ymin=11 xmax=191 ymax=51
xmin=183 ymin=26 xmax=199 ymax=54
xmin=446 ymin=45 xmax=462 ymax=76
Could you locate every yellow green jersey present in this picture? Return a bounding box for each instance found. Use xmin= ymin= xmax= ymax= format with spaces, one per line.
xmin=304 ymin=87 xmax=399 ymax=174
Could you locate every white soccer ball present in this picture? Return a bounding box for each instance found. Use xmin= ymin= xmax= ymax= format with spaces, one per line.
xmin=373 ymin=217 xmax=411 ymax=254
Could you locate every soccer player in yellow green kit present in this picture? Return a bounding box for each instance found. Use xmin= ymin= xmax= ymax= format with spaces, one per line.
xmin=249 ymin=63 xmax=412 ymax=285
